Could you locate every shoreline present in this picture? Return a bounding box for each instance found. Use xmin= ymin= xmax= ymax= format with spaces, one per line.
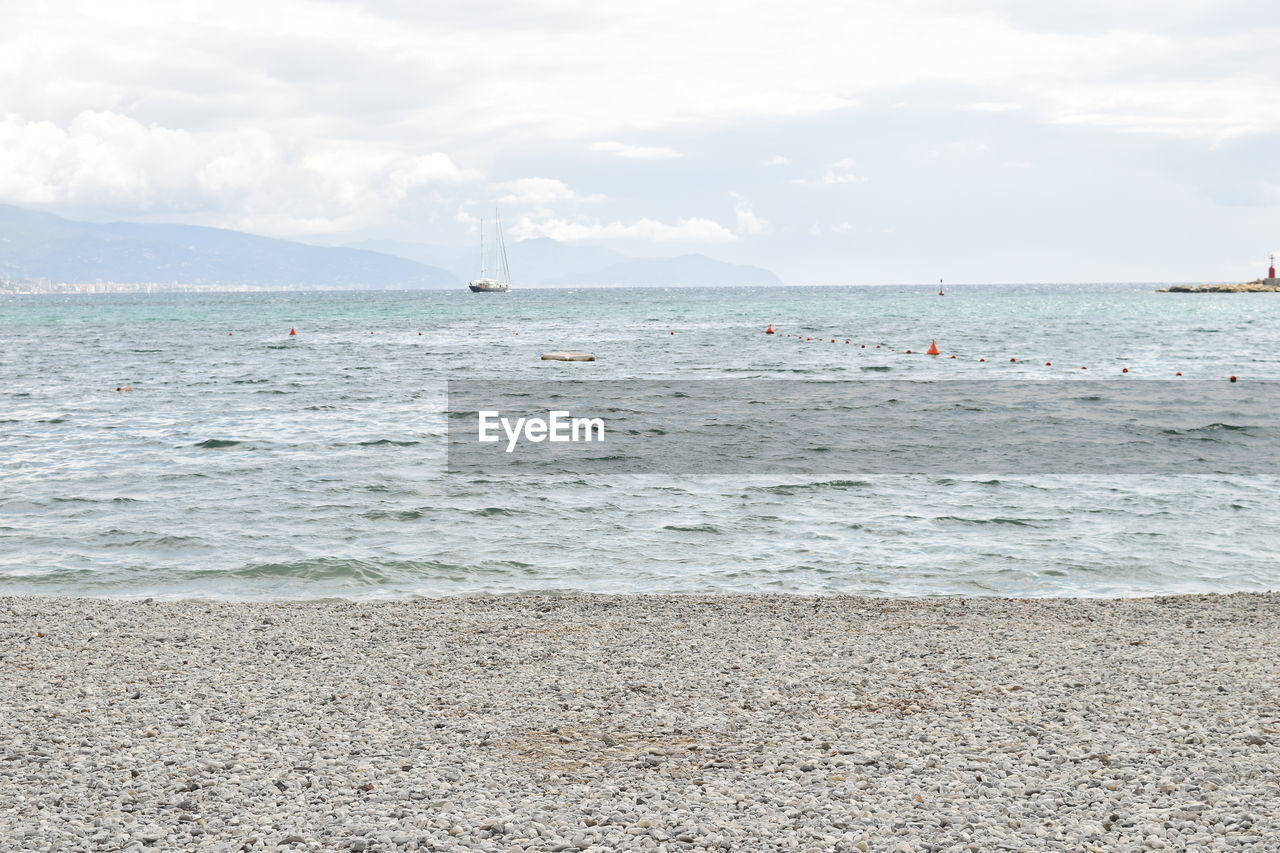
xmin=3 ymin=593 xmax=1277 ymax=851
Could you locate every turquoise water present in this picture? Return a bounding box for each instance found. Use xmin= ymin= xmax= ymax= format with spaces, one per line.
xmin=2 ymin=283 xmax=1278 ymax=598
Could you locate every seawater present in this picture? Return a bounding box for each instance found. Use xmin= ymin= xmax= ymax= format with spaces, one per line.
xmin=2 ymin=283 xmax=1278 ymax=599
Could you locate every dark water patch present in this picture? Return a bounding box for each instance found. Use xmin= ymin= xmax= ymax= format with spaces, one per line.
xmin=357 ymin=438 xmax=421 ymax=447
xmin=99 ymin=533 xmax=209 ymax=548
xmin=468 ymin=507 xmax=519 ymax=517
xmin=861 ymin=365 xmax=892 ymax=372
xmin=194 ymin=439 xmax=243 ymax=448
xmin=754 ymin=480 xmax=873 ymax=494
xmin=361 ymin=509 xmax=425 ymax=521
xmin=934 ymin=516 xmax=1042 ymax=527
xmin=662 ymin=523 xmax=722 ymax=534
xmin=233 ymin=379 xmax=270 ymax=384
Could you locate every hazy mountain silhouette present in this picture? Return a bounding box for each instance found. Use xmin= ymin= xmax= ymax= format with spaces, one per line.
xmin=544 ymin=253 xmax=783 ymax=287
xmin=349 ymin=237 xmax=780 ymax=287
xmin=0 ymin=205 xmax=456 ymax=288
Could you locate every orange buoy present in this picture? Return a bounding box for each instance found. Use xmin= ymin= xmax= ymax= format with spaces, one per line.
xmin=926 ymin=340 xmax=941 ymax=355
xmin=906 ymin=349 xmax=913 ymax=354
xmin=1081 ymin=366 xmax=1087 ymax=370
xmin=1175 ymin=372 xmax=1182 ymax=376
xmin=844 ymin=339 xmax=850 ymax=344
xmin=949 ymin=354 xmax=956 ymax=359
xmin=1010 ymin=357 xmax=1017 ymax=362
xmin=1122 ymin=367 xmax=1129 ymax=373
xmin=765 ymin=325 xmax=775 ymax=334
xmin=1230 ymin=375 xmax=1238 ymax=382
xmin=289 ymin=328 xmax=297 ymax=336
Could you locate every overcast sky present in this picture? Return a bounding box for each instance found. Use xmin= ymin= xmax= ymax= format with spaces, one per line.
xmin=2 ymin=0 xmax=1278 ymax=283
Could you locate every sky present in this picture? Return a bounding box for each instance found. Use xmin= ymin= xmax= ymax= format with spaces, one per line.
xmin=1 ymin=0 xmax=1279 ymax=283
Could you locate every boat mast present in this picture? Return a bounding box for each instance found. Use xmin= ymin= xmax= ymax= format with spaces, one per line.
xmin=479 ymin=217 xmax=487 ymax=279
xmin=496 ymin=208 xmax=511 ymax=284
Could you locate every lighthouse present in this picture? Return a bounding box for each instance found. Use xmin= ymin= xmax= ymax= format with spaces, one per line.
xmin=1270 ymin=253 xmax=1277 ymax=283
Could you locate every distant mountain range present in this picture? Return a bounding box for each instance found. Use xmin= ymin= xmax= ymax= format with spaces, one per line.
xmin=0 ymin=205 xmax=454 ymax=289
xmin=0 ymin=204 xmax=782 ymax=289
xmin=346 ymin=237 xmax=782 ymax=287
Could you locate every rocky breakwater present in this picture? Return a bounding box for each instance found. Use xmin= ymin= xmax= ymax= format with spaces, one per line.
xmin=1159 ymin=279 xmax=1280 ymax=293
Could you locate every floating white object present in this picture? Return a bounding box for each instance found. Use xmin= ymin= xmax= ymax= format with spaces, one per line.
xmin=540 ymin=352 xmax=596 ymax=361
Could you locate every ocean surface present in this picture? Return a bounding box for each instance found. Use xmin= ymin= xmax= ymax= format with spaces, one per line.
xmin=2 ymin=283 xmax=1279 ymax=599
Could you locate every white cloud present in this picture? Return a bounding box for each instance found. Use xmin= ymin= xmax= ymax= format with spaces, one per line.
xmin=510 ymin=215 xmax=737 ymax=243
xmin=965 ymin=102 xmax=1024 ymax=112
xmin=734 ymin=200 xmax=772 ymax=235
xmin=831 ymin=222 xmax=856 ymax=234
xmin=590 ymin=141 xmax=683 ymax=160
xmin=792 ymin=158 xmax=865 ymax=186
xmin=494 ymin=177 xmax=605 ymax=205
xmin=0 ymin=110 xmax=478 ymax=236
xmin=764 ymin=155 xmax=791 ymax=166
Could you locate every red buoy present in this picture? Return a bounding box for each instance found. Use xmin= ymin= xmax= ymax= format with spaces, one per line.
xmin=979 ymin=358 xmax=986 ymax=362
xmin=1175 ymin=372 xmax=1182 ymax=376
xmin=1010 ymin=357 xmax=1017 ymax=362
xmin=1230 ymin=375 xmax=1238 ymax=382
xmin=926 ymin=340 xmax=941 ymax=355
xmin=289 ymin=328 xmax=297 ymax=336
xmin=1045 ymin=362 xmax=1052 ymax=366
xmin=765 ymin=325 xmax=775 ymax=334
xmin=1122 ymin=367 xmax=1129 ymax=373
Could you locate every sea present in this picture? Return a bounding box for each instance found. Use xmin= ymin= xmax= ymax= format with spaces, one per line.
xmin=2 ymin=283 xmax=1278 ymax=600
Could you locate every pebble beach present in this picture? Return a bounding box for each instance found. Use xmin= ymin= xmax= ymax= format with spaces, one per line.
xmin=2 ymin=593 xmax=1278 ymax=852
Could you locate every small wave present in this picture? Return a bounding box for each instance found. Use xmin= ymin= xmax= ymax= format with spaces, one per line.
xmin=934 ymin=516 xmax=1041 ymax=527
xmin=754 ymin=480 xmax=872 ymax=494
xmin=861 ymin=365 xmax=892 ymax=372
xmin=1161 ymin=423 xmax=1253 ymax=437
xmin=357 ymin=438 xmax=421 ymax=447
xmin=662 ymin=523 xmax=721 ymax=534
xmin=468 ymin=507 xmax=518 ymax=517
xmin=194 ymin=439 xmax=242 ymax=449
xmin=361 ymin=509 xmax=425 ymax=521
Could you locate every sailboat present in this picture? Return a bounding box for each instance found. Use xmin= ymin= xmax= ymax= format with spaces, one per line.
xmin=468 ymin=211 xmax=512 ymax=292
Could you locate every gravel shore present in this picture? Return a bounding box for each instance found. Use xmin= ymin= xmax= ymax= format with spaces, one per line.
xmin=1 ymin=594 xmax=1277 ymax=852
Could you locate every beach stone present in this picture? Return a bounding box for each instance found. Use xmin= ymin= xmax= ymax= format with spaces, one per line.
xmin=0 ymin=593 xmax=1277 ymax=852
